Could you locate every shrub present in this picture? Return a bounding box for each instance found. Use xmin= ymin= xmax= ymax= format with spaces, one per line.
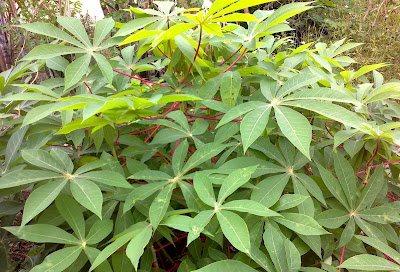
xmin=1 ymin=0 xmax=400 ymax=271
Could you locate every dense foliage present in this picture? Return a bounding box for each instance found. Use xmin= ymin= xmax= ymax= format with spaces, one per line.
xmin=1 ymin=0 xmax=400 ymax=271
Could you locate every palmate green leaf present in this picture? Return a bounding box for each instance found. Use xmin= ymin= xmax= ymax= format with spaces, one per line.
xmin=284 ymin=87 xmax=359 ymax=104
xmin=187 ymin=210 xmax=215 ymax=245
xmin=272 ymin=194 xmax=309 ymax=212
xmin=356 ymin=235 xmax=400 ymax=264
xmin=221 ymin=200 xmax=281 ymax=217
xmin=93 ymin=53 xmax=113 ymax=84
xmin=217 ymin=210 xmax=251 ymax=252
xmin=358 ymin=206 xmax=400 ymax=224
xmin=0 ymin=170 xmax=62 ymax=189
xmin=274 ymin=105 xmax=312 ymax=160
xmin=339 ymin=216 xmax=355 ymax=247
xmin=340 ymin=254 xmax=400 ymax=271
xmin=161 ymin=215 xmax=193 ymax=232
xmin=30 ymin=246 xmax=82 ymax=272
xmin=241 ymin=105 xmax=271 ymax=153
xmin=18 ymin=22 xmax=85 ymax=48
xmin=115 ymin=17 xmax=160 ymax=37
xmin=251 ymin=174 xmax=290 ymax=207
xmin=128 ymin=170 xmax=172 ymax=181
xmin=193 ymin=172 xmax=216 ymax=207
xmin=182 ymin=143 xmax=227 ymax=174
xmin=70 ymin=178 xmax=103 ymax=219
xmin=217 ymin=165 xmax=257 ymax=203
xmin=22 ymin=44 xmax=86 ymax=60
xmin=172 ymin=139 xmax=189 ymax=175
xmin=120 ymin=29 xmax=163 ymax=45
xmin=247 ymin=245 xmax=277 ymax=272
xmin=356 ymin=165 xmax=384 ymax=211
xmin=316 ymin=163 xmax=350 ymax=211
xmin=333 ymin=152 xmax=358 ymax=209
xmin=315 ymin=209 xmax=349 ymax=229
xmin=124 ymin=182 xmax=168 ymax=214
xmin=217 ymin=102 xmax=265 ymax=128
xmin=210 ymin=0 xmax=274 ymax=19
xmin=84 ymin=247 xmax=113 ymax=272
xmin=21 ymin=149 xmax=65 ymax=173
xmin=57 ymin=16 xmax=91 ymax=48
xmin=46 ymin=55 xmax=69 ymax=72
xmin=55 ymin=194 xmax=85 ymax=241
xmin=285 ymin=239 xmax=301 ymax=272
xmin=79 ymin=171 xmax=132 ymax=188
xmin=89 ymin=221 xmax=148 ymax=271
xmin=273 ymin=213 xmax=329 ymax=236
xmin=220 ymin=71 xmax=241 ymax=108
xmin=350 ymin=63 xmax=387 ymax=81
xmin=50 ymin=149 xmax=74 ymax=174
xmin=149 ymin=183 xmax=176 ymax=230
xmin=211 ymin=13 xmax=258 ymax=22
xmin=86 ymin=219 xmax=113 ymax=245
xmin=276 ymin=73 xmax=322 ymax=99
xmin=126 ymin=225 xmax=153 ymax=270
xmin=263 ymin=224 xmax=288 ymax=272
xmin=0 ymin=92 xmax=55 ymax=101
xmin=22 ymin=179 xmax=68 ymax=226
xmin=3 ymin=224 xmax=80 ymax=245
xmin=295 ymin=173 xmax=326 ymax=205
xmin=4 ymin=126 xmax=28 ymax=172
xmin=355 ymin=216 xmax=387 ymax=242
xmin=282 ymin=100 xmax=365 ymax=131
xmin=64 ymin=54 xmax=91 ymax=90
xmin=193 ymin=260 xmax=258 ymax=272
xmin=93 ymin=17 xmax=115 ymax=47
xmin=151 ymin=129 xmax=189 ymax=145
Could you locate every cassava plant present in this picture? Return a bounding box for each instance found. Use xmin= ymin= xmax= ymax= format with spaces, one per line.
xmin=1 ymin=0 xmax=400 ymax=271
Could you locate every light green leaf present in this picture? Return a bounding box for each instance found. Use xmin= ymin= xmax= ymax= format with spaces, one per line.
xmin=241 ymin=105 xmax=271 ymax=153
xmin=0 ymin=170 xmax=62 ymax=189
xmin=57 ymin=16 xmax=91 ymax=47
xmin=93 ymin=53 xmax=113 ymax=84
xmin=149 ymin=183 xmax=175 ymax=230
xmin=274 ymin=105 xmax=312 ymax=160
xmin=276 ymin=73 xmax=322 ymax=98
xmin=222 ymin=200 xmax=281 ymax=217
xmin=193 ymin=260 xmax=258 ymax=272
xmin=79 ymin=171 xmax=132 ymax=188
xmin=115 ymin=17 xmax=159 ymax=37
xmin=251 ymin=174 xmax=290 ymax=207
xmin=65 ymin=54 xmax=91 ymax=90
xmin=22 ymin=179 xmax=68 ymax=226
xmin=55 ymin=194 xmax=85 ymax=241
xmin=22 ymin=149 xmax=65 ymax=173
xmin=23 ymin=44 xmax=86 ymax=60
xmin=351 ymin=63 xmax=387 ymax=81
xmin=187 ymin=210 xmax=215 ymax=245
xmin=4 ymin=126 xmax=28 ymax=171
xmin=94 ymin=17 xmax=115 ymax=47
xmin=273 ymin=213 xmax=329 ymax=236
xmin=340 ymin=254 xmax=400 ymax=271
xmin=220 ymin=71 xmax=241 ymax=108
xmin=70 ymin=178 xmax=103 ymax=219
xmin=285 ymin=87 xmax=359 ymax=104
xmin=46 ymin=56 xmax=69 ymax=72
xmin=3 ymin=224 xmax=80 ymax=245
xmin=315 ymin=209 xmax=349 ymax=229
xmin=217 ymin=166 xmax=257 ymax=203
xmin=31 ymin=246 xmax=82 ymax=272
xmin=120 ymin=29 xmax=163 ymax=45
xmin=217 ymin=210 xmax=251 ymax=252
xmin=182 ymin=143 xmax=227 ymax=174
xmin=86 ymin=219 xmax=113 ymax=245
xmin=126 ymin=225 xmax=153 ymax=270
xmin=19 ymin=22 xmax=84 ymax=47
xmin=193 ymin=172 xmax=216 ymax=207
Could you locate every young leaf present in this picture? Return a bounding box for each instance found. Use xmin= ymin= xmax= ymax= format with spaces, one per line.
xmin=217 ymin=165 xmax=258 ymax=203
xmin=55 ymin=194 xmax=85 ymax=241
xmin=126 ymin=225 xmax=153 ymax=270
xmin=4 ymin=224 xmax=80 ymax=245
xmin=22 ymin=179 xmax=68 ymax=226
xmin=274 ymin=105 xmax=312 ymax=160
xmin=217 ymin=210 xmax=251 ymax=252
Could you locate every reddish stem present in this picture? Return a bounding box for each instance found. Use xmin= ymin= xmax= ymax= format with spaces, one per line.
xmin=157 ymin=46 xmax=170 ymax=58
xmin=83 ymin=81 xmax=93 ymax=94
xmin=131 ymin=69 xmax=156 ymax=92
xmin=171 ymin=138 xmax=181 ymax=158
xmin=113 ymin=69 xmax=173 ymax=88
xmin=130 ymin=126 xmax=159 ymax=135
xmin=338 ymin=246 xmax=345 ymax=271
xmin=220 ymin=48 xmax=247 ymax=74
xmin=179 ymin=26 xmax=202 ymax=84
xmin=220 ymin=45 xmax=243 ymax=66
